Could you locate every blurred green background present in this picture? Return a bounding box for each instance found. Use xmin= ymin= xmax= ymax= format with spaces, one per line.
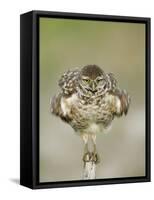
xmin=39 ymin=17 xmax=145 ymax=182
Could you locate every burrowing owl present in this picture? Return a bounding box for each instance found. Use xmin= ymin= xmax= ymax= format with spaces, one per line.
xmin=51 ymin=65 xmax=130 ymax=163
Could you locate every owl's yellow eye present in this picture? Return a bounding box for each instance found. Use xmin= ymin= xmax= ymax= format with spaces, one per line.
xmin=83 ymin=79 xmax=90 ymax=83
xmin=96 ymin=78 xmax=103 ymax=83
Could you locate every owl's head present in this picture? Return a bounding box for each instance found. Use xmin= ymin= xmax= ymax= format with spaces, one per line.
xmin=78 ymin=65 xmax=108 ymax=96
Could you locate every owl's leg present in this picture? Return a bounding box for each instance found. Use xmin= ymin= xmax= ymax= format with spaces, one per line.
xmin=82 ymin=134 xmax=91 ymax=162
xmin=91 ymin=134 xmax=100 ymax=164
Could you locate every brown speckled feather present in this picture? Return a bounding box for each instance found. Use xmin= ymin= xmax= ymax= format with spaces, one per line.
xmin=58 ymin=69 xmax=79 ymax=96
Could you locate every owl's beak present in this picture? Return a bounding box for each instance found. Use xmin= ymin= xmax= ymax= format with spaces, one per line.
xmin=91 ymin=82 xmax=97 ymax=92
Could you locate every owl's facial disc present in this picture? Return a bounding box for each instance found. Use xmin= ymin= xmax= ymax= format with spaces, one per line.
xmin=78 ymin=76 xmax=96 ymax=94
xmin=95 ymin=76 xmax=107 ymax=91
xmin=81 ymin=76 xmax=97 ymax=93
xmin=78 ymin=65 xmax=108 ymax=96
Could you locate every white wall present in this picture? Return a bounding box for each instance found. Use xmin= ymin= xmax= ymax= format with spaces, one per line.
xmin=0 ymin=0 xmax=153 ymax=199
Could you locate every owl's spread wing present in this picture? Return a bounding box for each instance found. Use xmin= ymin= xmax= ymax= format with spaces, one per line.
xmin=51 ymin=69 xmax=80 ymax=123
xmin=106 ymin=73 xmax=130 ymax=116
xmin=50 ymin=93 xmax=72 ymax=123
xmin=109 ymin=89 xmax=131 ymax=116
xmin=58 ymin=69 xmax=80 ymax=95
xmin=50 ymin=93 xmax=62 ymax=116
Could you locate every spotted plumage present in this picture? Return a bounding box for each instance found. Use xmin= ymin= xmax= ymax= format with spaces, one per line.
xmin=51 ymin=65 xmax=130 ymax=163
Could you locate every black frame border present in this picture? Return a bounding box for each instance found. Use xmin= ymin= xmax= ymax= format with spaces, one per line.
xmin=20 ymin=10 xmax=151 ymax=189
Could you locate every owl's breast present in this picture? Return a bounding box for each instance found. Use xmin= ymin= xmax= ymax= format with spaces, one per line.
xmin=60 ymin=93 xmax=114 ymax=133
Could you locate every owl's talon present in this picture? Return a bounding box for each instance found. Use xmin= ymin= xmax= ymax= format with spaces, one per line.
xmin=91 ymin=152 xmax=101 ymax=164
xmin=83 ymin=152 xmax=91 ymax=162
xmin=83 ymin=152 xmax=100 ymax=164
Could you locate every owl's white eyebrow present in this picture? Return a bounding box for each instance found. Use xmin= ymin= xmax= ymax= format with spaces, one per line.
xmin=96 ymin=77 xmax=103 ymax=81
xmin=82 ymin=76 xmax=89 ymax=80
